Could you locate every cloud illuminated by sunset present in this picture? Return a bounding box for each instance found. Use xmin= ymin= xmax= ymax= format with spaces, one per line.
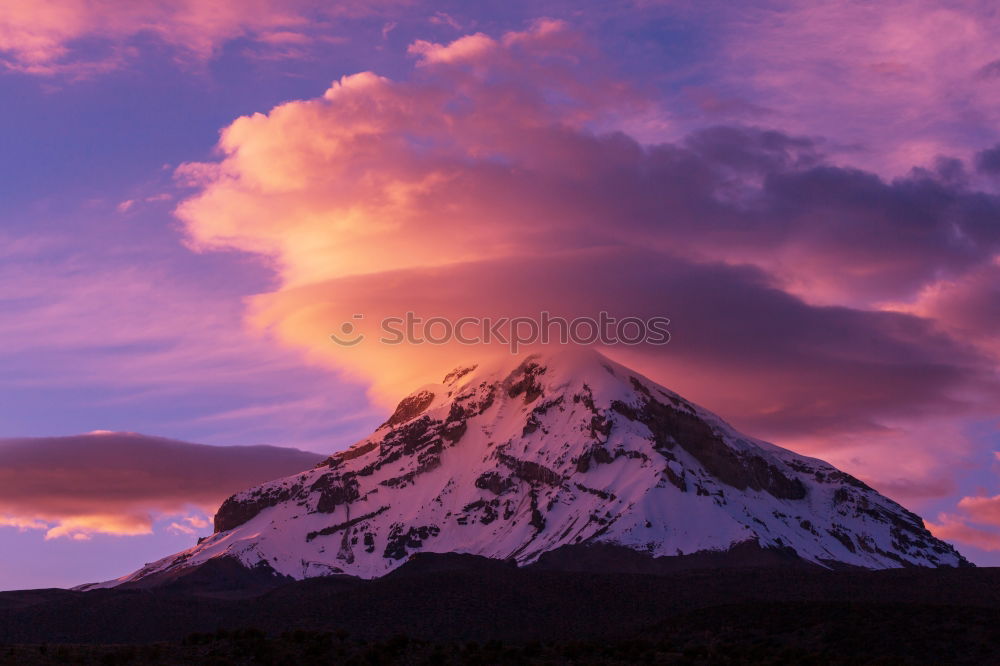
xmin=0 ymin=433 xmax=321 ymax=540
xmin=168 ymin=23 xmax=1000 ymax=515
xmin=0 ymin=0 xmax=406 ymax=76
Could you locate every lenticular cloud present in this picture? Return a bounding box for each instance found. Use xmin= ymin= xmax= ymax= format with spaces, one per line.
xmin=172 ymin=23 xmax=1000 ymax=512
xmin=0 ymin=433 xmax=322 ymax=539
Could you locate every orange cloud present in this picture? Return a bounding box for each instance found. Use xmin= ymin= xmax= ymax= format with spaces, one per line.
xmin=0 ymin=432 xmax=322 ymax=539
xmin=926 ymin=492 xmax=1000 ymax=552
xmin=176 ymin=21 xmax=641 ymax=287
xmin=43 ymin=515 xmax=153 ymax=541
xmin=957 ymin=494 xmax=1000 ymax=527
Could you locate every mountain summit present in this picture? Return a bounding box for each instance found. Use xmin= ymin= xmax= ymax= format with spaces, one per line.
xmin=104 ymin=349 xmax=967 ymax=586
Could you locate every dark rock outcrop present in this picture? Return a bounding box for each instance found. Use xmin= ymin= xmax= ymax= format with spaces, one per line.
xmin=613 ymin=382 xmax=806 ymax=500
xmin=214 ymin=484 xmax=301 ymax=533
xmin=381 ymin=391 xmax=435 ymax=429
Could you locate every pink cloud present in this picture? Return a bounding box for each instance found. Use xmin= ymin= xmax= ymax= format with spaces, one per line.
xmin=176 ymin=48 xmax=1000 ymax=310
xmin=896 ymin=261 xmax=1000 ymax=361
xmin=428 ymin=11 xmax=462 ymax=31
xmin=716 ymin=0 xmax=1000 ymax=175
xmin=957 ymin=494 xmax=1000 ymax=527
xmin=164 ymin=21 xmax=1000 ymax=538
xmin=925 ymin=491 xmax=1000 ymax=552
xmin=0 ymin=0 xmax=406 ymax=76
xmin=409 ymin=32 xmax=497 ymax=65
xmin=928 ymin=514 xmax=1000 ymax=552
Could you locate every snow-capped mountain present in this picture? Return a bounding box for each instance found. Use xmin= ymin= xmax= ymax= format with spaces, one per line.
xmin=104 ymin=349 xmax=967 ymax=585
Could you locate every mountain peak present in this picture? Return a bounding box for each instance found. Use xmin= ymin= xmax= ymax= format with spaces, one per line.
xmin=451 ymin=346 xmax=635 ymax=387
xmin=96 ymin=349 xmax=968 ymax=588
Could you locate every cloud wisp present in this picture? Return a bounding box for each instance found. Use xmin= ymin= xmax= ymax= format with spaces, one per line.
xmin=715 ymin=0 xmax=1000 ymax=175
xmin=0 ymin=0 xmax=404 ymax=76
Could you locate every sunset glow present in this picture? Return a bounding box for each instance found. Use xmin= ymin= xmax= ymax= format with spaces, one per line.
xmin=1 ymin=0 xmax=999 ymax=590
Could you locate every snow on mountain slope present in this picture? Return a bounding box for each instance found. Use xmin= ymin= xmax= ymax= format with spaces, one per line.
xmin=102 ymin=348 xmax=967 ymax=586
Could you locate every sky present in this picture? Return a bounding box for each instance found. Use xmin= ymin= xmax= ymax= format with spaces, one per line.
xmin=0 ymin=0 xmax=999 ymax=588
